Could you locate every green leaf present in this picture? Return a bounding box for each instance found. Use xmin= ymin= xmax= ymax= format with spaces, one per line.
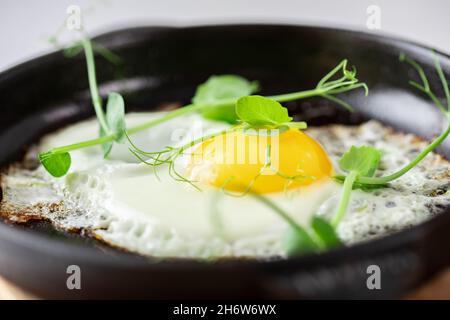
xmin=311 ymin=216 xmax=343 ymax=248
xmin=236 ymin=96 xmax=292 ymax=127
xmin=200 ymin=103 xmax=238 ymax=124
xmin=39 ymin=152 xmax=71 ymax=178
xmin=192 ymin=75 xmax=259 ymax=123
xmin=105 ymin=92 xmax=126 ymax=142
xmin=283 ymin=225 xmax=320 ymax=257
xmin=333 ymin=146 xmax=382 ymax=227
xmin=100 ymin=92 xmax=126 ymax=158
xmin=100 ymin=126 xmax=114 ymax=158
xmin=338 ymin=145 xmax=382 ymax=177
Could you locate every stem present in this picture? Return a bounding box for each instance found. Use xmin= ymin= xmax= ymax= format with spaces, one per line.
xmin=336 ymin=54 xmax=450 ymax=187
xmin=251 ymin=193 xmax=320 ymax=252
xmin=433 ymin=52 xmax=450 ymax=112
xmin=46 ymin=103 xmax=230 ymax=154
xmin=268 ymin=88 xmax=324 ymax=102
xmin=268 ymin=81 xmax=362 ymax=103
xmin=43 ymin=65 xmax=366 ymax=156
xmin=50 ymin=135 xmax=113 ymax=154
xmin=320 ymin=93 xmax=354 ymax=112
xmin=91 ymin=42 xmax=122 ymax=66
xmin=82 ymin=38 xmax=109 ymax=133
xmin=176 ymin=128 xmax=232 ymax=154
xmin=328 ymin=82 xmax=369 ymax=96
xmin=129 ymin=126 xmax=242 ymax=164
xmin=400 ymin=54 xmax=430 ymax=91
xmin=251 ymin=192 xmax=305 ymax=231
xmin=128 ymin=104 xmax=203 ymax=134
xmin=317 ymin=59 xmax=347 ymax=87
xmin=331 ymin=170 xmax=358 ymax=227
xmin=409 ymin=81 xmax=446 ymax=114
xmin=40 ymin=89 xmax=327 ymax=155
xmin=356 ymin=116 xmax=450 ymax=185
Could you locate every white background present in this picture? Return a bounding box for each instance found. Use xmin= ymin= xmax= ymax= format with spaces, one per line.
xmin=1 ymin=0 xmax=449 ymax=71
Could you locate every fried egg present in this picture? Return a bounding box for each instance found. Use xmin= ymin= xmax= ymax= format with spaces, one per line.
xmin=1 ymin=112 xmax=450 ymax=258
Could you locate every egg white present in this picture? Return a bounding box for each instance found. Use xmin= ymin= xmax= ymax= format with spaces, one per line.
xmin=35 ymin=112 xmax=338 ymax=258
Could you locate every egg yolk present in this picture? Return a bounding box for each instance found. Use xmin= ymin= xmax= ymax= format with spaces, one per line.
xmin=187 ymin=128 xmax=333 ymax=194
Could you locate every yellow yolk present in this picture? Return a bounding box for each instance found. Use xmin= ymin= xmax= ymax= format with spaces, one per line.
xmin=187 ymin=128 xmax=333 ymax=193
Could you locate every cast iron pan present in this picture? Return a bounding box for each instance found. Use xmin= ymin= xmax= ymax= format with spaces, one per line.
xmin=0 ymin=24 xmax=450 ymax=299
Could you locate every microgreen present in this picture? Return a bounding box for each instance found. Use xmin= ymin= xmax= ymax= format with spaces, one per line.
xmin=286 ymin=122 xmax=308 ymax=129
xmin=36 ymin=29 xmax=450 ymax=258
xmin=100 ymin=92 xmax=126 ymax=157
xmin=336 ymin=52 xmax=450 ymax=187
xmin=270 ymin=59 xmax=368 ymax=112
xmin=338 ymin=146 xmax=382 ymax=178
xmin=193 ymin=75 xmax=259 ymax=123
xmin=283 ymin=217 xmax=343 ymax=256
xmin=311 ymin=216 xmax=342 ymax=248
xmin=236 ymin=96 xmax=308 ymax=133
xmin=82 ymin=38 xmax=109 ymax=135
xmin=38 ymin=38 xmax=128 ymax=176
xmin=253 ymin=193 xmax=342 ymax=256
xmin=63 ymin=43 xmax=84 ymax=58
xmin=218 ymin=145 xmax=315 ymax=198
xmin=331 ymin=146 xmax=381 ymax=227
xmin=39 ymin=151 xmax=71 ymax=178
xmin=243 ymin=125 xmax=292 ymax=136
xmin=252 ymin=193 xmax=318 ymax=254
xmin=283 ymin=224 xmax=320 ymax=255
xmin=333 ymin=51 xmax=450 ymax=224
xmin=127 ymin=127 xmax=243 ymax=191
xmin=130 ymin=94 xmax=312 ymax=189
xmin=236 ymin=95 xmax=292 ymax=126
xmin=64 ymin=40 xmax=123 ymax=66
xmin=39 ymin=56 xmax=367 ymax=178
xmin=330 ymin=53 xmax=450 ymax=228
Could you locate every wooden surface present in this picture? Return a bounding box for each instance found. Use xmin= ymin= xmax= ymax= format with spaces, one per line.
xmin=405 ymin=268 xmax=450 ymax=300
xmin=0 ymin=276 xmax=36 ymax=300
xmin=1 ymin=268 xmax=450 ymax=300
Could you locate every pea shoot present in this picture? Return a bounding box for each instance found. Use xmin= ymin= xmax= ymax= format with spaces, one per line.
xmin=38 ymin=42 xmax=367 ymax=177
xmin=128 ymin=96 xmax=308 ymax=189
xmin=39 ymin=39 xmax=127 ymax=177
xmin=330 ymin=52 xmax=450 ymax=235
xmin=253 ymin=193 xmax=342 ymax=256
xmin=276 ymin=52 xmax=450 ymax=257
xmin=41 ymin=35 xmax=433 ymax=259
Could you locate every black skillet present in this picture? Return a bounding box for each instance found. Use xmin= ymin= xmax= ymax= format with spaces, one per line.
xmin=0 ymin=24 xmax=450 ymax=299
